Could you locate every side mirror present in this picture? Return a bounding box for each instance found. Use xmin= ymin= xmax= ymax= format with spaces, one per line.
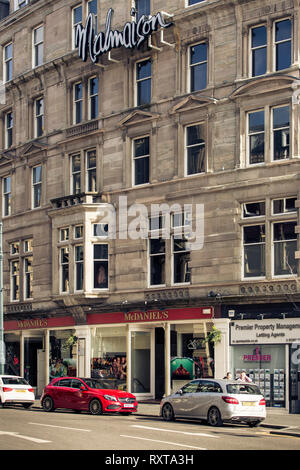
xmin=80 ymin=386 xmax=86 ymax=391
xmin=176 ymin=389 xmax=183 ymax=395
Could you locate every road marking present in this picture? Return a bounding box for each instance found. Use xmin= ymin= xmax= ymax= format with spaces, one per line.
xmin=131 ymin=424 xmax=218 ymax=438
xmin=0 ymin=430 xmax=51 ymax=444
xmin=120 ymin=434 xmax=206 ymax=450
xmin=28 ymin=422 xmax=91 ymax=432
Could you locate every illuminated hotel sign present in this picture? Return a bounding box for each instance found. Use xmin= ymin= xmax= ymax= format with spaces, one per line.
xmin=75 ymin=8 xmax=173 ymax=63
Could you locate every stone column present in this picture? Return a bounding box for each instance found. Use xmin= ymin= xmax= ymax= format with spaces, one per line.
xmin=164 ymin=322 xmax=171 ymax=397
xmin=75 ymin=326 xmax=91 ymax=377
xmin=213 ymin=318 xmax=230 ymax=379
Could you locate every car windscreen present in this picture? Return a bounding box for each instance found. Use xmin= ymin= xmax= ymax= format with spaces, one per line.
xmin=83 ymin=379 xmax=107 ymax=389
xmin=2 ymin=377 xmax=29 ymax=385
xmin=226 ymin=383 xmax=261 ymax=395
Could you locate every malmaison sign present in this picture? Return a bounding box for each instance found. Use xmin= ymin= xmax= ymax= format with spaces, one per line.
xmin=75 ymin=8 xmax=173 ymax=63
xmin=230 ymin=319 xmax=300 ymax=345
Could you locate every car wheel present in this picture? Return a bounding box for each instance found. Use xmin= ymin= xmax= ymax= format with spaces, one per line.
xmin=207 ymin=407 xmax=223 ymax=427
xmin=248 ymin=421 xmax=260 ymax=428
xmin=89 ymin=398 xmax=102 ymax=416
xmin=23 ymin=403 xmax=32 ymax=409
xmin=162 ymin=403 xmax=175 ymax=421
xmin=42 ymin=396 xmax=55 ymax=412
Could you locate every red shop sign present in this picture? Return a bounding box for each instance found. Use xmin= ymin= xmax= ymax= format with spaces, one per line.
xmin=87 ymin=307 xmax=213 ymax=325
xmin=4 ymin=316 xmax=75 ymax=331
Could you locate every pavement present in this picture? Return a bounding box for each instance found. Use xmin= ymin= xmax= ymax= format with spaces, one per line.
xmin=31 ymin=399 xmax=300 ymax=438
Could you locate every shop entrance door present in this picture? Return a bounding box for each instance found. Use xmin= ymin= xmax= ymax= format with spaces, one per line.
xmin=24 ymin=337 xmax=43 ymax=387
xmin=130 ymin=329 xmax=154 ymax=397
xmin=290 ymin=343 xmax=300 ymax=413
xmin=155 ymin=328 xmax=165 ymax=399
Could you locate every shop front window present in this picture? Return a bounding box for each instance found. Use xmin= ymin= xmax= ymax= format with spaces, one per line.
xmin=49 ymin=330 xmax=77 ymax=379
xmin=170 ymin=322 xmax=215 ymax=389
xmin=91 ymin=327 xmax=127 ymax=390
xmin=4 ymin=333 xmax=20 ymax=375
xmin=232 ymin=344 xmax=285 ymax=407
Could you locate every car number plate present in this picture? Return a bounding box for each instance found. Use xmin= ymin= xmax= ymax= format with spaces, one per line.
xmin=242 ymin=401 xmax=256 ymax=406
xmin=124 ymin=404 xmax=134 ymax=408
xmin=16 ymin=390 xmax=26 ymax=393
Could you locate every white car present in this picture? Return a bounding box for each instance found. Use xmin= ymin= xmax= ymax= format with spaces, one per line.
xmin=0 ymin=375 xmax=35 ymax=409
xmin=160 ymin=379 xmax=266 ymax=427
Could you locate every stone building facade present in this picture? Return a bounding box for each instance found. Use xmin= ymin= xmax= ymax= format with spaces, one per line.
xmin=1 ymin=0 xmax=300 ymax=411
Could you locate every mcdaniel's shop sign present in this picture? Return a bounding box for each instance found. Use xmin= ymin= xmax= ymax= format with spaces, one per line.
xmin=75 ymin=8 xmax=173 ymax=63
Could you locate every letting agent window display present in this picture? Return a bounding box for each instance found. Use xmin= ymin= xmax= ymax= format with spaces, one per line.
xmin=91 ymin=327 xmax=127 ymax=390
xmin=232 ymin=344 xmax=286 ymax=407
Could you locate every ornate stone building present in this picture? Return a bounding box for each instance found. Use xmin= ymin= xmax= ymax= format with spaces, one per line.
xmin=1 ymin=0 xmax=300 ymax=411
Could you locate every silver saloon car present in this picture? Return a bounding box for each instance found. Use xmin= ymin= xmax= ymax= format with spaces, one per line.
xmin=160 ymin=379 xmax=266 ymax=427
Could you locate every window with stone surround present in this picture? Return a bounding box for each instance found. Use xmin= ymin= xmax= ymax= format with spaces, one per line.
xmin=135 ymin=59 xmax=151 ymax=106
xmin=273 ymin=221 xmax=297 ymax=276
xmin=172 ymin=211 xmax=192 ymax=285
xmin=72 ymin=4 xmax=83 ymax=49
xmin=70 ymin=149 xmax=97 ymax=195
xmin=60 ymin=247 xmax=69 ymax=293
xmin=72 ymin=1 xmax=98 ymax=49
xmin=56 ymin=225 xmax=85 ymax=294
xmin=88 ymin=0 xmax=98 ymax=33
xmin=186 ymin=0 xmax=207 ymax=6
xmin=88 ymin=77 xmax=99 ymax=120
xmin=4 ymin=111 xmax=13 ymax=149
xmin=245 ymin=104 xmax=290 ymax=166
xmin=134 ymin=0 xmax=150 ymax=21
xmin=34 ymin=97 xmax=44 ymax=138
xmin=32 ymin=165 xmax=42 ymax=209
xmin=32 ymin=25 xmax=44 ymax=68
xmin=9 ymin=239 xmax=33 ymax=302
xmin=3 ymin=42 xmax=13 ymax=83
xmin=149 ymin=238 xmax=165 ymax=287
xmin=241 ymin=198 xmax=298 ymax=280
xmin=243 ymin=224 xmax=266 ymax=279
xmin=86 ymin=149 xmax=97 ymax=192
xmin=247 ymin=110 xmax=265 ymax=164
xmin=93 ymin=244 xmax=108 ymax=289
xmin=75 ymin=245 xmax=84 ymax=291
xmin=189 ymin=42 xmax=208 ymax=92
xmin=250 ymin=25 xmax=267 ymax=77
xmin=2 ymin=175 xmax=11 ymax=217
xmin=71 ymin=77 xmax=99 ymax=125
xmin=148 ymin=211 xmax=192 ymax=287
xmin=274 ymin=19 xmax=292 ymax=71
xmin=14 ymin=0 xmax=28 ymax=11
xmin=185 ymin=123 xmax=206 ymax=176
xmin=133 ymin=136 xmax=150 ymax=186
xmin=247 ymin=18 xmax=292 ymax=77
xmin=73 ymin=82 xmax=83 ymax=125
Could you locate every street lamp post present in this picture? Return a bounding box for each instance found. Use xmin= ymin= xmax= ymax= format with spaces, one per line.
xmin=0 ymin=221 xmax=4 ymax=374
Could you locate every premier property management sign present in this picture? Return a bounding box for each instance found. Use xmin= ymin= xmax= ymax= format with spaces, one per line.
xmin=230 ymin=319 xmax=300 ymax=345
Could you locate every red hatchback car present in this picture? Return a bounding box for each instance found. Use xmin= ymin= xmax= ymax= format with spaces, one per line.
xmin=41 ymin=377 xmax=138 ymax=415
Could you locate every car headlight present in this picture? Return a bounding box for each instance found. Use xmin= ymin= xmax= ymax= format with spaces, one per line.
xmin=104 ymin=394 xmax=118 ymax=402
